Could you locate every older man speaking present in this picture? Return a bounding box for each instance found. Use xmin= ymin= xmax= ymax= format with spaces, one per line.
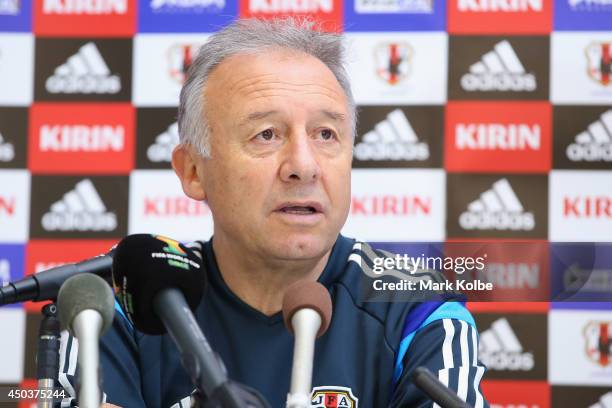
xmin=56 ymin=18 xmax=488 ymax=408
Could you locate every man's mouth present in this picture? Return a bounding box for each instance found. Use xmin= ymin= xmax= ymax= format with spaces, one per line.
xmin=279 ymin=206 xmax=318 ymax=215
xmin=275 ymin=202 xmax=324 ymax=216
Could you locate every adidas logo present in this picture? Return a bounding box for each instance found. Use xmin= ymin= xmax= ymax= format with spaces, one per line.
xmin=147 ymin=122 xmax=179 ymax=162
xmin=249 ymin=0 xmax=333 ymax=13
xmin=45 ymin=42 xmax=121 ymax=95
xmin=461 ymin=40 xmax=536 ymax=92
xmin=591 ymin=392 xmax=612 ymax=408
xmin=479 ymin=318 xmax=534 ymax=371
xmin=354 ymin=109 xmax=429 ymax=161
xmin=0 ymin=132 xmax=15 ymax=162
xmin=566 ymin=109 xmax=612 ymax=162
xmin=459 ymin=178 xmax=535 ymax=231
xmin=43 ymin=0 xmax=127 ymax=14
xmin=150 ymin=0 xmax=224 ymax=10
xmin=40 ymin=124 xmax=125 ymax=152
xmin=41 ymin=179 xmax=117 ymax=232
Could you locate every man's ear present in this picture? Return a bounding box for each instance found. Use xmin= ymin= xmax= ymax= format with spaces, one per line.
xmin=172 ymin=144 xmax=206 ymax=201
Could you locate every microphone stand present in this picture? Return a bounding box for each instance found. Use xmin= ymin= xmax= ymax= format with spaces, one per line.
xmin=37 ymin=303 xmax=61 ymax=408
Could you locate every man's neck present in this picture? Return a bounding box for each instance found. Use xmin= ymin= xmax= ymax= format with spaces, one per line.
xmin=211 ymin=236 xmax=332 ymax=316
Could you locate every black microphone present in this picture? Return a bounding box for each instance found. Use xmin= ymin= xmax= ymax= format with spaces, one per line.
xmin=111 ymin=234 xmax=248 ymax=408
xmin=412 ymin=367 xmax=472 ymax=408
xmin=0 ymin=249 xmax=114 ymax=306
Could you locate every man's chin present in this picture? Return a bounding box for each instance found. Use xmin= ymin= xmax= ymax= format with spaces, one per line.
xmin=265 ymin=234 xmax=333 ymax=262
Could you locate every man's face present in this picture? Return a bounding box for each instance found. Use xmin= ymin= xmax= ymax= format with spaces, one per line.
xmin=195 ymin=49 xmax=353 ymax=263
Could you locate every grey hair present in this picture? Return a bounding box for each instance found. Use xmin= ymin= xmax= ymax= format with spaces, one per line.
xmin=177 ymin=17 xmax=357 ymax=158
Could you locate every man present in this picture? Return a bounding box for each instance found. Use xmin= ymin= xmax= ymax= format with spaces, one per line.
xmin=57 ymin=18 xmax=488 ymax=408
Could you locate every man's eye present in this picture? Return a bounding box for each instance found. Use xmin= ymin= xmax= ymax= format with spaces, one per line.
xmin=257 ymin=129 xmax=274 ymax=141
xmin=320 ymin=129 xmax=334 ymax=141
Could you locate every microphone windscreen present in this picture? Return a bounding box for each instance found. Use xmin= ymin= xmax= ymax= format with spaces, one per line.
xmin=112 ymin=234 xmax=205 ymax=335
xmin=282 ymin=281 xmax=332 ymax=338
xmin=57 ymin=273 xmax=115 ymax=336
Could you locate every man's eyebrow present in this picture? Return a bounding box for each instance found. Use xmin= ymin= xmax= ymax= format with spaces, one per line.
xmin=239 ymin=110 xmax=279 ymax=126
xmin=238 ymin=109 xmax=347 ymax=126
xmin=320 ymin=109 xmax=347 ymax=122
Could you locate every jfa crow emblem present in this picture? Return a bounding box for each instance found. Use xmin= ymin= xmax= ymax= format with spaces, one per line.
xmin=584 ymin=321 xmax=612 ymax=367
xmin=311 ymin=386 xmax=358 ymax=407
xmin=586 ymin=42 xmax=612 ymax=86
xmin=374 ymin=42 xmax=412 ymax=85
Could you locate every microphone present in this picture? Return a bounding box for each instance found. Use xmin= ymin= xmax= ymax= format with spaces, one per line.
xmin=412 ymin=367 xmax=472 ymax=408
xmin=282 ymin=281 xmax=332 ymax=408
xmin=0 ymin=249 xmax=114 ymax=306
xmin=36 ymin=303 xmax=61 ymax=408
xmin=57 ymin=273 xmax=115 ymax=408
xmin=111 ymin=234 xmax=245 ymax=408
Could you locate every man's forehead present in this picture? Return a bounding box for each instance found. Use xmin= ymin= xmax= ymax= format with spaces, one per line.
xmin=207 ymin=49 xmax=346 ymax=98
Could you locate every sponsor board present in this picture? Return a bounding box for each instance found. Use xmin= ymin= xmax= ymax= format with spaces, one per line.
xmin=554 ymin=0 xmax=612 ymax=30
xmin=353 ymin=106 xmax=443 ymax=168
xmin=551 ymin=33 xmax=612 ymax=104
xmin=0 ymin=108 xmax=28 ymax=168
xmin=0 ymin=308 xmax=26 ymax=382
xmin=475 ymin=313 xmax=547 ymax=379
xmin=343 ymin=0 xmax=445 ymax=31
xmin=549 ymin=309 xmax=612 ymax=385
xmin=24 ymin=239 xmax=117 ymax=312
xmin=34 ymin=38 xmax=132 ymax=101
xmin=28 ymin=103 xmax=134 ymax=174
xmin=448 ymin=0 xmax=552 ymax=34
xmin=132 ymin=34 xmax=210 ymax=106
xmin=29 ymin=176 xmax=128 ymax=238
xmin=128 ymin=170 xmax=213 ymax=242
xmin=239 ymin=0 xmax=343 ymax=32
xmin=0 ymin=170 xmax=30 ymax=242
xmin=0 ymin=0 xmax=32 ymax=31
xmin=447 ymin=174 xmax=548 ymax=239
xmin=550 ymin=243 xmax=612 ymax=303
xmin=448 ymin=36 xmax=549 ymax=100
xmin=342 ymin=169 xmax=446 ymax=241
xmin=136 ymin=108 xmax=180 ymax=169
xmin=549 ymin=170 xmax=612 ymax=241
xmin=0 ymin=34 xmax=34 ymax=106
xmin=0 ymin=244 xmax=26 ymax=309
xmin=345 ymin=32 xmax=447 ymax=104
xmin=445 ymin=240 xmax=549 ymax=302
xmin=34 ymin=0 xmax=135 ymax=36
xmin=552 ymin=386 xmax=612 ymax=407
xmin=553 ymin=106 xmax=612 ymax=168
xmin=481 ymin=380 xmax=550 ymax=408
xmin=138 ymin=0 xmax=236 ymax=32
xmin=445 ymin=101 xmax=551 ymax=173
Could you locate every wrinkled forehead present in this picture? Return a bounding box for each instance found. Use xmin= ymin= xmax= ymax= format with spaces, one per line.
xmin=205 ymin=49 xmax=350 ymax=114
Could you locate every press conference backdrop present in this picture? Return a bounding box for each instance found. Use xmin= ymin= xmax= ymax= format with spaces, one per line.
xmin=0 ymin=0 xmax=611 ymax=406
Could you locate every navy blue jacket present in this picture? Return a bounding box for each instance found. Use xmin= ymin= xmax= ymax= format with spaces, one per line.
xmin=56 ymin=235 xmax=489 ymax=408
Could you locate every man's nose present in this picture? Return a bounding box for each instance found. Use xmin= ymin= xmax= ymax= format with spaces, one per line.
xmin=279 ymin=131 xmax=321 ymax=183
